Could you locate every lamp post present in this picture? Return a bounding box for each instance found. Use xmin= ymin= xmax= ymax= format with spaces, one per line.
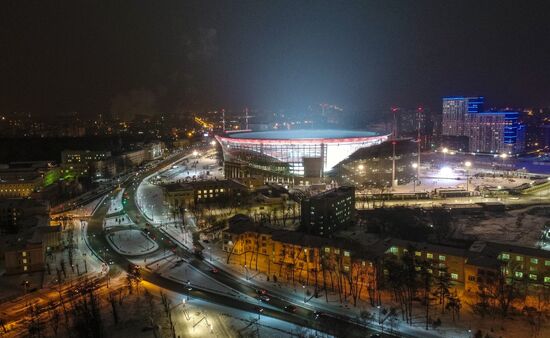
xmin=500 ymin=153 xmax=508 ymax=175
xmin=464 ymin=161 xmax=472 ymax=192
xmin=411 ymin=162 xmax=418 ymax=193
xmin=442 ymin=147 xmax=449 ymax=163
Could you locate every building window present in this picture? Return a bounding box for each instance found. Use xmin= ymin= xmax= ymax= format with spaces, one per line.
xmin=468 ymin=275 xmax=476 ymax=282
xmin=516 ymin=256 xmax=523 ymax=262
xmin=324 ymin=247 xmax=330 ymax=253
xmin=515 ymin=271 xmax=523 ymax=278
xmin=439 ymin=255 xmax=446 ymax=261
xmin=531 ymin=258 xmax=539 ymax=264
xmin=344 ymin=251 xmax=350 ymax=257
xmin=451 ymin=273 xmax=458 ymax=280
xmin=334 ymin=249 xmax=340 ymax=255
xmin=23 ymin=266 xmax=28 ymax=271
xmin=545 ymin=276 xmax=550 ymax=283
xmin=426 ymin=253 xmax=433 ymax=259
xmin=500 ymin=253 xmax=510 ymax=260
xmin=389 ymin=247 xmax=398 ymax=254
xmin=343 ymin=265 xmax=350 ymax=272
xmin=545 ymin=260 xmax=550 ymax=266
xmin=415 ymin=251 xmax=421 ymax=257
xmin=22 ymin=259 xmax=27 ymax=264
xmin=529 ymin=274 xmax=537 ymax=281
xmin=22 ymin=251 xmax=27 ymax=257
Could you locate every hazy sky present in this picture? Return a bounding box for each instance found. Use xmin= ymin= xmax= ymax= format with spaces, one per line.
xmin=1 ymin=0 xmax=549 ymax=116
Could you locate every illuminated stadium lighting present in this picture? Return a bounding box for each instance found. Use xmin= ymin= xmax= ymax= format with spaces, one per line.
xmin=438 ymin=166 xmax=454 ymax=178
xmin=216 ymin=129 xmax=389 ymax=176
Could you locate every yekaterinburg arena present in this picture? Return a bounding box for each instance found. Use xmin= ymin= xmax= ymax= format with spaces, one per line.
xmin=215 ymin=129 xmax=389 ymax=177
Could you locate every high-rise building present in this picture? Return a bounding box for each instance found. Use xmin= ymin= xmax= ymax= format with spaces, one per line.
xmin=441 ymin=97 xmax=525 ymax=154
xmin=442 ymin=96 xmax=484 ymax=136
xmin=465 ymin=111 xmax=525 ymax=154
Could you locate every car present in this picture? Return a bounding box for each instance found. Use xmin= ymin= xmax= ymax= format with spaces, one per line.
xmin=210 ymin=268 xmax=219 ymax=273
xmin=313 ymin=311 xmax=324 ymax=319
xmin=258 ymin=295 xmax=270 ymax=302
xmin=369 ymin=334 xmax=381 ymax=338
xmin=256 ymin=289 xmax=268 ymax=295
xmin=284 ymin=305 xmax=297 ymax=313
xmin=254 ymin=306 xmax=264 ymax=313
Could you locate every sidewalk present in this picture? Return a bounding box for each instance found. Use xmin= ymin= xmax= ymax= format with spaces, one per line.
xmin=42 ymin=219 xmax=106 ymax=288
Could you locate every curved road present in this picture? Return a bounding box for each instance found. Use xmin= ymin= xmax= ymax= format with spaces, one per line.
xmin=86 ymin=151 xmax=399 ymax=338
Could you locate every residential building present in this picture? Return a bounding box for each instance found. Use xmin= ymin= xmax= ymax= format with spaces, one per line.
xmin=442 ymin=96 xmax=484 ymax=136
xmin=4 ymin=241 xmax=44 ymax=274
xmin=301 ymin=186 xmax=355 ymax=236
xmin=441 ymin=97 xmax=525 ymax=153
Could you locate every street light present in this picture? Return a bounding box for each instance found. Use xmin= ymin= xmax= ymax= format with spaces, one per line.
xmin=411 ymin=162 xmax=418 ymax=192
xmin=464 ymin=161 xmax=472 ymax=192
xmin=442 ymin=147 xmax=449 ymax=163
xmin=499 ymin=153 xmax=508 ymax=175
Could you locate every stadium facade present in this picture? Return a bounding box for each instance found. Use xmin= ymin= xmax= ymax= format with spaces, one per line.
xmin=215 ymin=130 xmax=389 ymax=181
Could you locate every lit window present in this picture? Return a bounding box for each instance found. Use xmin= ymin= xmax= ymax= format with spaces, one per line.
xmin=415 ymin=251 xmax=421 ymax=257
xmin=451 ymin=273 xmax=458 ymax=280
xmin=22 ymin=259 xmax=27 ymax=264
xmin=439 ymin=255 xmax=446 ymax=261
xmin=529 ymin=274 xmax=537 ymax=281
xmin=545 ymin=260 xmax=550 ymax=266
xmin=531 ymin=258 xmax=539 ymax=264
xmin=343 ymin=265 xmax=350 ymax=272
xmin=516 ymin=256 xmax=523 ymax=262
xmin=427 ymin=253 xmax=433 ymax=259
xmin=344 ymin=251 xmax=350 ymax=257
xmin=324 ymin=247 xmax=330 ymax=253
xmin=23 ymin=266 xmax=28 ymax=271
xmin=22 ymin=251 xmax=27 ymax=257
xmin=545 ymin=277 xmax=550 ymax=283
xmin=334 ymin=249 xmax=340 ymax=255
xmin=389 ymin=247 xmax=398 ymax=254
xmin=500 ymin=253 xmax=510 ymax=260
xmin=515 ymin=271 xmax=523 ymax=278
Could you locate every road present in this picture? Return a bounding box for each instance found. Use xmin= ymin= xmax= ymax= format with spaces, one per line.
xmin=88 ymin=149 xmax=399 ymax=338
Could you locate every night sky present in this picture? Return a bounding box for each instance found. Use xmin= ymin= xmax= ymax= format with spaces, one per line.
xmin=1 ymin=0 xmax=549 ymax=116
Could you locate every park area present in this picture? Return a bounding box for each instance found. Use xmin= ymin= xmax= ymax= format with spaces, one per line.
xmin=106 ymin=229 xmax=158 ymax=256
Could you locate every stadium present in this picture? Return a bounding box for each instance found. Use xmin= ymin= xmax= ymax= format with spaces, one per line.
xmin=215 ymin=129 xmax=389 ymax=178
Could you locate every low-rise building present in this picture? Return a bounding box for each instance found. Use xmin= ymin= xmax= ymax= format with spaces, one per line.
xmin=163 ymin=179 xmax=248 ymax=209
xmin=4 ymin=241 xmax=44 ymax=275
xmin=0 ymin=161 xmax=59 ymax=198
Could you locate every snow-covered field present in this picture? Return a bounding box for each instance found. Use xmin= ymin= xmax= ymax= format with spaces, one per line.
xmin=107 ymin=229 xmax=158 ymax=256
xmin=453 ymin=205 xmax=549 ymax=248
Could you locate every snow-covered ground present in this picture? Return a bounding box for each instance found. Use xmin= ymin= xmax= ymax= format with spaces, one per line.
xmin=107 ymin=188 xmax=125 ymax=215
xmin=103 ymin=214 xmax=134 ymax=229
xmin=390 ymin=168 xmax=534 ymax=194
xmin=454 ymin=205 xmax=549 ymax=248
xmin=106 ymin=229 xmax=158 ymax=256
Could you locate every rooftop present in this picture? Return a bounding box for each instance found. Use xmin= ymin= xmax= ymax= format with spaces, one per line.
xmin=226 ymin=129 xmax=380 ymax=140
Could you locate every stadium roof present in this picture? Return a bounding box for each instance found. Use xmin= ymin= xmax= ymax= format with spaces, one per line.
xmin=226 ymin=129 xmax=380 ymax=140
